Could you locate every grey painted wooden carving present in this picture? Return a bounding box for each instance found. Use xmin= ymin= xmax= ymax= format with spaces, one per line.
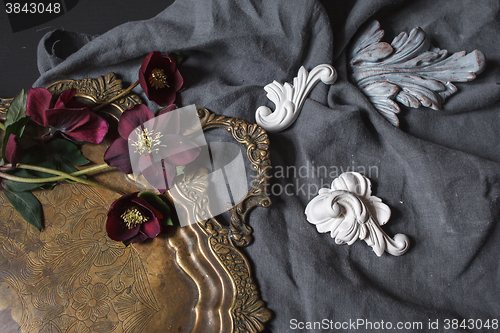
xmin=349 ymin=21 xmax=486 ymax=127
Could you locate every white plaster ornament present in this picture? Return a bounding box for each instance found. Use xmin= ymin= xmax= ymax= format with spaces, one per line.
xmin=305 ymin=172 xmax=409 ymax=257
xmin=255 ymin=64 xmax=337 ymax=132
xmin=349 ymin=21 xmax=485 ymax=127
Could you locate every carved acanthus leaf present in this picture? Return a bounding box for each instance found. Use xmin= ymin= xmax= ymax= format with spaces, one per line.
xmin=349 ymin=21 xmax=486 ymax=127
xmin=305 ymin=172 xmax=409 ymax=257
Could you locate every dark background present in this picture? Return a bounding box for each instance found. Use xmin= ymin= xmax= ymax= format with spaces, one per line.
xmin=0 ymin=0 xmax=174 ymax=97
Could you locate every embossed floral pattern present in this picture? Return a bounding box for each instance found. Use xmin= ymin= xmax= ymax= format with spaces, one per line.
xmin=111 ymin=286 xmax=137 ymax=322
xmin=38 ymin=314 xmax=90 ymax=333
xmin=0 ymin=220 xmax=25 ymax=266
xmin=80 ymin=214 xmax=125 ymax=267
xmin=0 ymin=218 xmax=25 ymax=254
xmin=72 ymin=283 xmax=111 ymax=321
xmin=39 ymin=205 xmax=66 ymax=243
xmin=22 ymin=228 xmax=47 ymax=259
xmin=42 ymin=184 xmax=71 ymax=208
xmin=0 ymin=224 xmax=11 ymax=264
xmin=0 ymin=195 xmax=15 ymax=221
xmin=0 ymin=78 xmax=165 ymax=333
xmin=111 ymin=285 xmax=159 ymax=332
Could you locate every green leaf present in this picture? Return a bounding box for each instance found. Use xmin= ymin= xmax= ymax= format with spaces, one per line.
xmin=165 ymin=216 xmax=173 ymax=226
xmin=2 ymin=168 xmax=47 ymax=192
xmin=2 ymin=138 xmax=88 ymax=189
xmin=5 ymin=90 xmax=27 ymax=129
xmin=7 ymin=116 xmax=30 ymax=138
xmin=46 ymin=138 xmax=90 ymax=168
xmin=122 ymin=240 xmax=130 ymax=247
xmin=139 ymin=191 xmax=172 ymax=225
xmin=167 ymin=52 xmax=186 ymax=66
xmin=155 ymin=104 xmax=175 ymax=115
xmin=3 ymin=188 xmax=43 ymax=230
xmin=40 ymin=183 xmax=57 ymax=190
xmin=2 ymin=89 xmax=30 ymax=161
xmin=27 ymin=139 xmax=90 ymax=177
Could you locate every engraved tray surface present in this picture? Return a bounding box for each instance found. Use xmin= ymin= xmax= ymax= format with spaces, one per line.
xmin=0 ymin=74 xmax=272 ymax=333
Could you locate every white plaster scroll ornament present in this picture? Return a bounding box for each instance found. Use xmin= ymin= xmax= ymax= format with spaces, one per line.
xmin=349 ymin=21 xmax=486 ymax=127
xmin=255 ymin=64 xmax=337 ymax=132
xmin=305 ymin=172 xmax=409 ymax=257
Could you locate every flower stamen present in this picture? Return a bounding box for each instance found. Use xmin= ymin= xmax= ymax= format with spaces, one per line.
xmin=148 ymin=69 xmax=170 ymax=89
xmin=131 ymin=127 xmax=166 ymax=157
xmin=121 ymin=208 xmax=148 ymax=229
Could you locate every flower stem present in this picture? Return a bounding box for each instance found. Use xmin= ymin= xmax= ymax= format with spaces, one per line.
xmin=0 ymin=122 xmax=5 ymax=131
xmin=18 ymin=163 xmax=111 ymax=180
xmin=0 ymin=163 xmax=123 ymax=194
xmin=93 ymin=80 xmax=140 ymax=112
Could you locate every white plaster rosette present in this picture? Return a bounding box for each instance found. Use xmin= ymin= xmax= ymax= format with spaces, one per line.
xmin=305 ymin=172 xmax=409 ymax=257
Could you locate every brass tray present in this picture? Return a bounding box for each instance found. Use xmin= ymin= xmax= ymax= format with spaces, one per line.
xmin=0 ymin=74 xmax=272 ymax=333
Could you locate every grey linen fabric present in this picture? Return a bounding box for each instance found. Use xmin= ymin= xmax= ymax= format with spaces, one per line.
xmin=34 ymin=0 xmax=500 ymax=332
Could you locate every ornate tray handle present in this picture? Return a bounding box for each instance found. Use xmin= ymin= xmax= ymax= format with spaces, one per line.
xmin=0 ymin=73 xmax=141 ymax=121
xmin=197 ymin=108 xmax=272 ymax=247
xmin=0 ymin=97 xmax=13 ymax=118
xmin=169 ymin=108 xmax=273 ymax=331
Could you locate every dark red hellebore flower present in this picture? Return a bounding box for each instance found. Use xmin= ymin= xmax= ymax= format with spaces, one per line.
xmin=5 ymin=134 xmax=22 ymax=165
xmin=104 ymin=104 xmax=200 ymax=193
xmin=25 ymin=88 xmax=108 ymax=144
xmin=139 ymin=51 xmax=183 ymax=106
xmin=106 ymin=192 xmax=162 ymax=243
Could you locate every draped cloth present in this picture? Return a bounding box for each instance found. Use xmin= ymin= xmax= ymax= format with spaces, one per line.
xmin=34 ymin=0 xmax=500 ymax=331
